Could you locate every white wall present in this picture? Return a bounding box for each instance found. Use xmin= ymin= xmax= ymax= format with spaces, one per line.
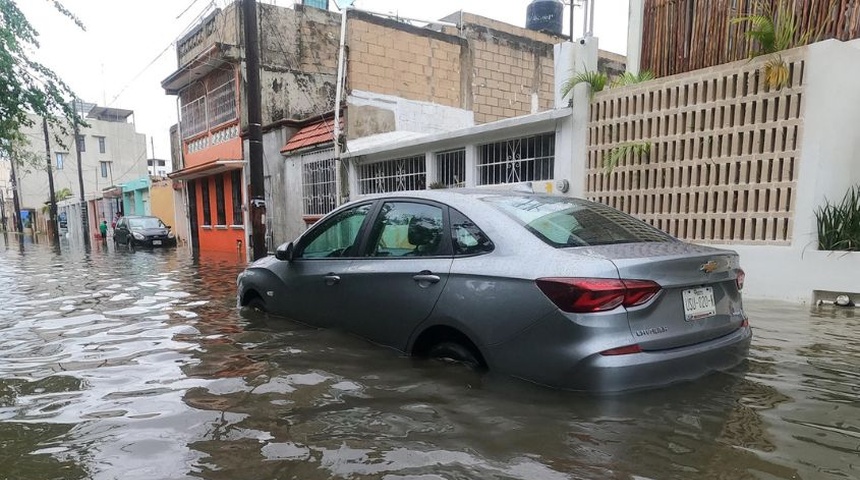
xmin=348 ymin=90 xmax=474 ymax=134
xmin=716 ymin=245 xmax=860 ymax=304
xmin=16 ymin=114 xmax=148 ymax=211
xmin=793 ymin=39 xmax=860 ymax=250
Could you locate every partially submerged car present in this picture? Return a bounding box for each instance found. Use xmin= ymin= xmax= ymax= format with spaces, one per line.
xmin=114 ymin=215 xmax=177 ymax=248
xmin=237 ymin=190 xmax=750 ymax=392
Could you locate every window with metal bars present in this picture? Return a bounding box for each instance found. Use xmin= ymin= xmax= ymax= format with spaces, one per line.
xmin=208 ymin=74 xmax=237 ymax=128
xmin=180 ymin=96 xmax=207 ymax=138
xmin=477 ymin=133 xmax=555 ymax=186
xmin=358 ymin=155 xmax=426 ymax=195
xmin=201 ymin=179 xmax=211 ymax=226
xmin=434 ymin=149 xmax=465 ymax=188
xmin=301 ymin=149 xmax=337 ymax=216
xmin=215 ymin=174 xmax=226 ymax=225
xmin=179 ymin=82 xmax=207 ymax=139
xmin=231 ymin=170 xmax=243 ymax=225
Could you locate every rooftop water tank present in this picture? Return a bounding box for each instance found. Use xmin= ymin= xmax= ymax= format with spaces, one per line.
xmin=526 ymin=0 xmax=564 ymax=36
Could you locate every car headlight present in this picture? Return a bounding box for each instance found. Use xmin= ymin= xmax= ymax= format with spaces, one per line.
xmin=167 ymin=231 xmax=175 ymax=239
xmin=132 ymin=232 xmax=145 ymax=240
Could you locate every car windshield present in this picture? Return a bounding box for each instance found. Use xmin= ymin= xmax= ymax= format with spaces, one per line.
xmin=128 ymin=217 xmax=166 ymax=229
xmin=483 ymin=195 xmax=674 ymax=247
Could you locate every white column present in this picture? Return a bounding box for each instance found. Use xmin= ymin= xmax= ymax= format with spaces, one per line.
xmin=569 ymin=37 xmax=599 ymax=198
xmin=554 ymin=42 xmax=575 ymax=109
xmin=627 ymin=0 xmax=646 ymax=74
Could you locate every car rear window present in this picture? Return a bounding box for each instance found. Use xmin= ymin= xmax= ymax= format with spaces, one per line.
xmin=482 ymin=195 xmax=674 ymax=247
xmin=128 ymin=218 xmax=166 ymax=229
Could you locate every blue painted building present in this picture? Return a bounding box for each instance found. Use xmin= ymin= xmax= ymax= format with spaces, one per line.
xmin=120 ymin=177 xmax=151 ymax=216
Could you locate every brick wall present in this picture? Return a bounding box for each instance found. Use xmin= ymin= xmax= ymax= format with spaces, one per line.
xmin=347 ymin=12 xmax=563 ymax=126
xmin=348 ymin=15 xmax=463 ymax=108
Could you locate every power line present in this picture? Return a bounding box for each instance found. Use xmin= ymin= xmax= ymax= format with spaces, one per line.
xmin=105 ymin=1 xmax=219 ymax=108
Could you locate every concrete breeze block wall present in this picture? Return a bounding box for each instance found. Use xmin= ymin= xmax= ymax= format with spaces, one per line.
xmin=587 ymin=46 xmax=808 ymax=245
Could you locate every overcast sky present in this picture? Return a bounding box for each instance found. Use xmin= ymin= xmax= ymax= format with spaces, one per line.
xmin=21 ymin=0 xmax=629 ymax=163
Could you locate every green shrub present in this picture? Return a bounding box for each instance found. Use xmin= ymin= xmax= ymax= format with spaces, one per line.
xmin=815 ymin=185 xmax=860 ymax=251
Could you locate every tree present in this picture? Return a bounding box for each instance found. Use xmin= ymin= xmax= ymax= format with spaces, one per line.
xmin=41 ymin=187 xmax=72 ymax=213
xmin=0 ymin=0 xmax=84 ymax=158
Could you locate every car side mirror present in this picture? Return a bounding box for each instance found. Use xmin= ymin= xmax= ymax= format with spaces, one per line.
xmin=275 ymin=242 xmax=295 ymax=262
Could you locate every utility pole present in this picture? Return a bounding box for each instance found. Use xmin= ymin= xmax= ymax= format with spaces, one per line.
xmin=333 ymin=4 xmax=349 ymax=208
xmin=0 ymin=194 xmax=7 ymax=231
xmin=42 ymin=117 xmax=61 ymax=246
xmin=243 ymin=0 xmax=267 ymax=260
xmin=73 ymin=103 xmax=90 ymax=249
xmin=9 ymin=156 xmax=23 ymax=232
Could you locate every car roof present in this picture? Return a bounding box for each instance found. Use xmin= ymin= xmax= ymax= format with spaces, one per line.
xmin=352 ymin=188 xmax=592 ymax=213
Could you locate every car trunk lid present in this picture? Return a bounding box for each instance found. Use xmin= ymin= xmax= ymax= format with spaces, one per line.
xmin=579 ymin=242 xmax=745 ymax=350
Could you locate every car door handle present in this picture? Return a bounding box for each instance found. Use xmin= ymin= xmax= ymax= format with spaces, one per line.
xmin=323 ymin=274 xmax=341 ymax=286
xmin=413 ymin=273 xmax=441 ymax=284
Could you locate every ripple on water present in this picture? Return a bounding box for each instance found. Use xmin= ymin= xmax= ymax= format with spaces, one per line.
xmin=1 ymin=239 xmax=859 ymax=480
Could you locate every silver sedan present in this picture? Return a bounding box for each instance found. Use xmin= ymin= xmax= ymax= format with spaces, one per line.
xmin=237 ymin=190 xmax=751 ymax=392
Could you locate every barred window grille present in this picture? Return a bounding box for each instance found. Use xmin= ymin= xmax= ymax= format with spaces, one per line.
xmin=181 ymin=96 xmax=207 ymax=138
xmin=301 ymin=149 xmax=337 ymax=216
xmin=358 ymin=155 xmax=426 ymax=194
xmin=208 ymin=79 xmax=237 ymax=128
xmin=477 ymin=133 xmax=555 ymax=186
xmin=435 ymin=149 xmax=466 ymax=188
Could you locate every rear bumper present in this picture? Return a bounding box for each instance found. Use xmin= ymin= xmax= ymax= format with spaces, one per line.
xmin=485 ymin=313 xmax=752 ymax=393
xmin=131 ymin=238 xmax=177 ymax=248
xmin=567 ymin=325 xmax=752 ymax=392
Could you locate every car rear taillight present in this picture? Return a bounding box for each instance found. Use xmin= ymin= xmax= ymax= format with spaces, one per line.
xmin=535 ymin=278 xmax=662 ymax=313
xmin=736 ymin=269 xmax=745 ymax=291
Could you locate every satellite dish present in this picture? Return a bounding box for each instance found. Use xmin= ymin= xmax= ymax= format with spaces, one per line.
xmin=334 ymin=0 xmax=354 ymax=9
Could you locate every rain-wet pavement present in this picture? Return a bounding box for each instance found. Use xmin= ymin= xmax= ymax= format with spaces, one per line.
xmin=0 ymin=234 xmax=858 ymax=480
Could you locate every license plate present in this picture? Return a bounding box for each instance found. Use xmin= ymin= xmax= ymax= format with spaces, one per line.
xmin=682 ymin=287 xmax=716 ymax=321
xmin=152 ymin=240 xmax=162 ymax=246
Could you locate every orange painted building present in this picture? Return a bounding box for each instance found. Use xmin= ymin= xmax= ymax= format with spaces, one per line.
xmin=163 ymin=40 xmax=247 ymax=256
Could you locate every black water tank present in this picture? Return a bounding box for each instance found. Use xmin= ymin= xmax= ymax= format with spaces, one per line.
xmin=526 ymin=0 xmax=564 ymax=35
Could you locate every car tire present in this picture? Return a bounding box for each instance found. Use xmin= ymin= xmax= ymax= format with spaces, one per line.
xmin=427 ymin=341 xmax=482 ymax=370
xmin=247 ymin=297 xmax=267 ymax=313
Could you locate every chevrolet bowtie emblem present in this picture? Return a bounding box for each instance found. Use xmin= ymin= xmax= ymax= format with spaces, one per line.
xmin=699 ymin=260 xmax=720 ymax=273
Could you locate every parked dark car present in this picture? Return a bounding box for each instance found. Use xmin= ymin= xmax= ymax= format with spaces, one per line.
xmin=236 ymin=190 xmax=751 ymax=392
xmin=114 ymin=215 xmax=176 ymax=248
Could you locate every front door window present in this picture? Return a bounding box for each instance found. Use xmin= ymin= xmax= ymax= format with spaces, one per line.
xmin=298 ymin=204 xmax=373 ymax=258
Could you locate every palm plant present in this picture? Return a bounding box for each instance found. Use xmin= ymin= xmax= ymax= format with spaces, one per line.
xmin=610 ymin=70 xmax=655 ymax=88
xmin=560 ymin=70 xmax=607 ymax=101
xmin=602 ymin=142 xmax=651 ymax=173
xmin=41 ymin=187 xmax=73 ymax=213
xmin=733 ymin=0 xmax=833 ymax=89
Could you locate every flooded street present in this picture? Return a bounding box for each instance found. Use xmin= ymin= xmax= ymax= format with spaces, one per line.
xmin=0 ymin=236 xmax=857 ymax=480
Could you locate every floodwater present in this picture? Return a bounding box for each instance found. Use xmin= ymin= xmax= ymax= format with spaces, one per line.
xmin=0 ymin=234 xmax=857 ymax=480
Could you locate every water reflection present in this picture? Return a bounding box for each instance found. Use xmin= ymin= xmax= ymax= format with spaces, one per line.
xmin=0 ymin=236 xmax=858 ymax=480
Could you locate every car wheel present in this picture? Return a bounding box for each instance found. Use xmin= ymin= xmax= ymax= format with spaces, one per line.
xmin=427 ymin=341 xmax=482 ymax=370
xmin=247 ymin=297 xmax=267 ymax=313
